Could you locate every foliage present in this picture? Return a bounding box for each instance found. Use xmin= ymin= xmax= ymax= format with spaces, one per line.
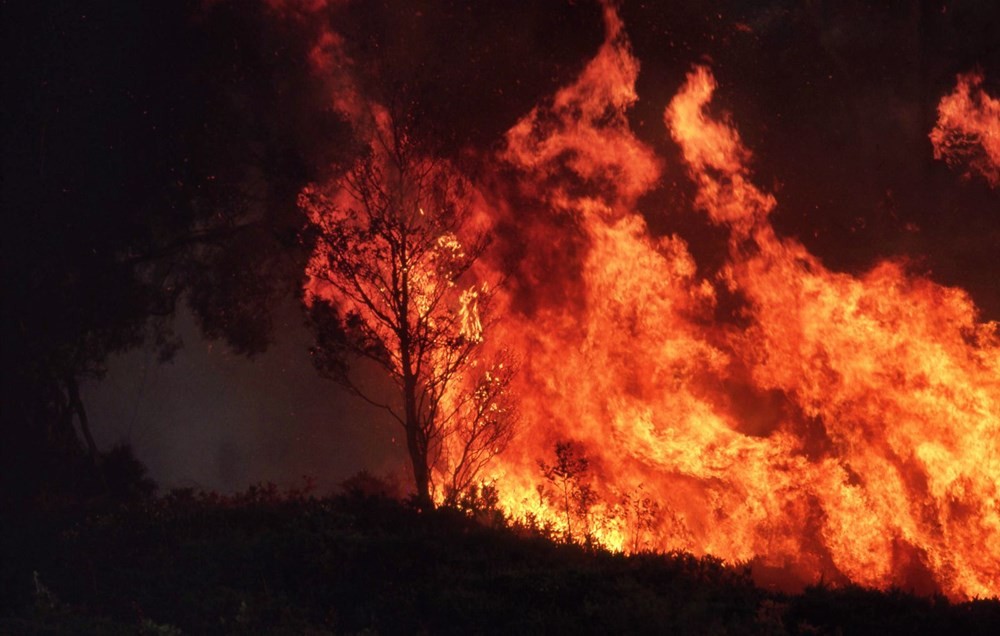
xmin=340 ymin=469 xmax=404 ymax=501
xmin=2 ymin=0 xmax=356 ymax=511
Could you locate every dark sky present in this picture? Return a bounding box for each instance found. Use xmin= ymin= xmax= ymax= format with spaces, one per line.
xmin=7 ymin=0 xmax=999 ymax=492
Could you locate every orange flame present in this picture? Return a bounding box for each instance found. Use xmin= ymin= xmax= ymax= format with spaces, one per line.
xmin=666 ymin=66 xmax=775 ymax=233
xmin=475 ymin=9 xmax=1000 ymax=600
xmin=930 ymin=71 xmax=1000 ymax=187
xmin=501 ymin=2 xmax=660 ymax=208
xmin=664 ymin=65 xmax=1000 ymax=597
xmin=297 ymin=2 xmax=1000 ymax=599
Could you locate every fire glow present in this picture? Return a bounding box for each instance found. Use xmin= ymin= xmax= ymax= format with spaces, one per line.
xmin=301 ymin=3 xmax=1000 ymax=600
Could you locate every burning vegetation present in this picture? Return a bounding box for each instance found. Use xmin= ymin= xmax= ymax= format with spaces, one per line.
xmin=299 ymin=2 xmax=1000 ymax=601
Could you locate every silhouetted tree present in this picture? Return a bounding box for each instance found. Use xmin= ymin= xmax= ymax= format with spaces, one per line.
xmin=303 ymin=114 xmax=515 ymax=508
xmin=539 ymin=441 xmax=595 ymax=542
xmin=619 ymin=484 xmax=661 ymax=553
xmin=2 ymin=0 xmax=354 ymax=509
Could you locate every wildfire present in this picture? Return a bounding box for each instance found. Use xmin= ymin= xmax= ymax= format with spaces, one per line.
xmin=930 ymin=71 xmax=1000 ymax=187
xmin=296 ymin=1 xmax=1000 ymax=600
xmin=478 ymin=9 xmax=1000 ymax=600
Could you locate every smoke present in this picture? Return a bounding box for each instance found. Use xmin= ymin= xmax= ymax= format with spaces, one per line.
xmin=86 ymin=302 xmax=408 ymax=494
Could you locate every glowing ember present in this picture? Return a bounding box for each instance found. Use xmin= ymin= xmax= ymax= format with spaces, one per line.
xmin=300 ymin=2 xmax=1000 ymax=600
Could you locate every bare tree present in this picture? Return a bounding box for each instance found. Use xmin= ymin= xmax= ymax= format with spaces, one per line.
xmin=619 ymin=484 xmax=661 ymax=553
xmin=436 ymin=349 xmax=518 ymax=503
xmin=538 ymin=441 xmax=595 ymax=542
xmin=301 ymin=116 xmax=515 ymax=508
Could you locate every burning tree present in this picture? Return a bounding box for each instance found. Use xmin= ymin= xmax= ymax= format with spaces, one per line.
xmin=301 ymin=115 xmax=516 ymax=508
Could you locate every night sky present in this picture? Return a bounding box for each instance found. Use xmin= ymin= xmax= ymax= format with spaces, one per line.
xmin=5 ymin=0 xmax=998 ymax=493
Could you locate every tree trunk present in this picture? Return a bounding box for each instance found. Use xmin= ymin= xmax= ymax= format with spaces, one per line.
xmin=405 ymin=424 xmax=431 ymax=509
xmin=67 ymin=375 xmax=109 ymax=494
xmin=562 ymin=481 xmax=573 ymax=541
xmin=400 ymin=325 xmax=432 ymax=509
xmin=66 ymin=376 xmax=99 ymax=465
xmin=402 ymin=370 xmax=431 ymax=509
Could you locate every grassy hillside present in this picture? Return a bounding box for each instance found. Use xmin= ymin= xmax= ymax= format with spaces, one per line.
xmin=2 ymin=485 xmax=998 ymax=635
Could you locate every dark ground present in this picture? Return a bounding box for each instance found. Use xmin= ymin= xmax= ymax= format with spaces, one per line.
xmin=2 ymin=484 xmax=998 ymax=635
